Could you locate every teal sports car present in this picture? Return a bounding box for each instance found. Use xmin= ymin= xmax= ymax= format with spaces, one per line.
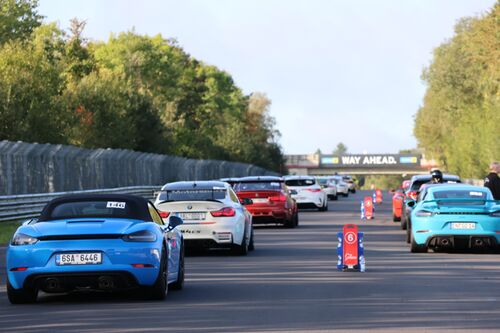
xmin=408 ymin=184 xmax=500 ymax=253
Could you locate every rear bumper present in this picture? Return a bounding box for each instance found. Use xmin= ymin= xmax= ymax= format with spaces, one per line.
xmin=23 ymin=270 xmax=140 ymax=292
xmin=425 ymin=235 xmax=499 ymax=249
xmin=247 ymin=206 xmax=290 ymax=222
xmin=7 ymin=239 xmax=162 ymax=290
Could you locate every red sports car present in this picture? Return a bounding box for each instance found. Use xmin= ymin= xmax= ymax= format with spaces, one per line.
xmin=392 ymin=180 xmax=410 ymax=222
xmin=233 ymin=176 xmax=298 ymax=228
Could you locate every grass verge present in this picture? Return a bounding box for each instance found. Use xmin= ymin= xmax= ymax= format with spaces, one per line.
xmin=0 ymin=222 xmax=19 ymax=245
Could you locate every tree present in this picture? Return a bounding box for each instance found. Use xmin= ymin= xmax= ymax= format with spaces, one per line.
xmin=0 ymin=0 xmax=42 ymax=44
xmin=414 ymin=3 xmax=499 ymax=178
xmin=333 ymin=142 xmax=348 ymax=155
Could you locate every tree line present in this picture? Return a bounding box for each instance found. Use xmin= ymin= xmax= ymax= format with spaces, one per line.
xmin=414 ymin=2 xmax=499 ymax=178
xmin=0 ymin=0 xmax=285 ymax=172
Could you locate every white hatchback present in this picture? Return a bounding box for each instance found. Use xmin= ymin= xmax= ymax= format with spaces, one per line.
xmin=154 ymin=181 xmax=254 ymax=255
xmin=284 ymin=176 xmax=328 ymax=211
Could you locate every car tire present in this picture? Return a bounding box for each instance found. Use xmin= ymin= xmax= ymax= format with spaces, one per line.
xmin=7 ymin=278 xmax=37 ymax=304
xmin=343 ymin=193 xmax=348 ymax=197
xmin=169 ymin=243 xmax=184 ymax=291
xmin=294 ymin=213 xmax=299 ymax=227
xmin=284 ymin=216 xmax=295 ymax=228
xmin=406 ymin=227 xmax=411 ymax=244
xmin=147 ymin=245 xmax=168 ymax=300
xmin=393 ymin=214 xmax=401 ymax=222
xmin=410 ymin=233 xmax=427 ymax=253
xmin=248 ymin=227 xmax=255 ymax=251
xmin=352 ymin=189 xmax=356 ymax=194
xmin=401 ymin=217 xmax=407 ymax=230
xmin=333 ymin=194 xmax=338 ymax=201
xmin=234 ymin=231 xmax=249 ymax=256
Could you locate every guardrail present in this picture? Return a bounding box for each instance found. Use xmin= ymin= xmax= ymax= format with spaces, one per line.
xmin=0 ymin=186 xmax=161 ymax=223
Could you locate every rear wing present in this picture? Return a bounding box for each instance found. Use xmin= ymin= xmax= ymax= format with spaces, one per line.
xmin=424 ymin=198 xmax=499 ymax=205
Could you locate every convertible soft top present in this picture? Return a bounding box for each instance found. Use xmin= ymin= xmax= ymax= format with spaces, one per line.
xmin=38 ymin=194 xmax=152 ymax=221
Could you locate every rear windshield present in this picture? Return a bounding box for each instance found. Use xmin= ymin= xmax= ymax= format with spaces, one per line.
xmin=285 ymin=179 xmax=316 ymax=187
xmin=234 ymin=182 xmax=282 ymax=191
xmin=317 ymin=179 xmax=327 ymax=185
xmin=433 ymin=190 xmax=487 ymax=200
xmin=159 ymin=189 xmax=226 ymax=201
xmin=48 ymin=200 xmax=133 ymax=220
xmin=411 ymin=179 xmax=460 ymax=191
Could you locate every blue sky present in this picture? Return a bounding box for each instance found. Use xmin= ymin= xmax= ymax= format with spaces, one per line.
xmin=39 ymin=0 xmax=495 ymax=154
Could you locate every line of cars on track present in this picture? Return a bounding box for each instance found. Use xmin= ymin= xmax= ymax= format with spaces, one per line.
xmin=391 ymin=172 xmax=500 ymax=253
xmin=6 ymin=174 xmax=356 ymax=304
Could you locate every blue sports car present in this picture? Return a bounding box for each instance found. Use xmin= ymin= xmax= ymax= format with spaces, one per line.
xmin=409 ymin=184 xmax=500 ymax=253
xmin=6 ymin=194 xmax=184 ymax=304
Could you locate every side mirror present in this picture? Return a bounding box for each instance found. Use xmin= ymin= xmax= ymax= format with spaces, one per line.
xmin=406 ymin=200 xmax=416 ymax=208
xmin=290 ymin=190 xmax=298 ymax=195
xmin=241 ymin=198 xmax=253 ymax=205
xmin=168 ymin=216 xmax=183 ymax=230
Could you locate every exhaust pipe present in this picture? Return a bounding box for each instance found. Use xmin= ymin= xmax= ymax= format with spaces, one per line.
xmin=440 ymin=238 xmax=450 ymax=246
xmin=98 ymin=276 xmax=114 ymax=290
xmin=44 ymin=278 xmax=60 ymax=292
xmin=474 ymin=239 xmax=484 ymax=247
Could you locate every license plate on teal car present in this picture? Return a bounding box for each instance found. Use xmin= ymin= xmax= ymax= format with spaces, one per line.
xmin=56 ymin=253 xmax=102 ymax=265
xmin=451 ymin=222 xmax=475 ymax=230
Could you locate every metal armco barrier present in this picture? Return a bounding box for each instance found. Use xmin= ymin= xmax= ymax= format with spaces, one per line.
xmin=0 ymin=140 xmax=279 ymax=195
xmin=0 ymin=186 xmax=161 ymax=223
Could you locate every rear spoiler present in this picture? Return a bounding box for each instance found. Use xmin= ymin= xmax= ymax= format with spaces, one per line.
xmin=424 ymin=198 xmax=499 ymax=205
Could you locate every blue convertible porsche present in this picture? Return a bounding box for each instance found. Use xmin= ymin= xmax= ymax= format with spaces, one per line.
xmin=409 ymin=184 xmax=500 ymax=253
xmin=6 ymin=194 xmax=184 ymax=304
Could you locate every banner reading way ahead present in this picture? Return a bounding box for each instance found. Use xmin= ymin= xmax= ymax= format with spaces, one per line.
xmin=320 ymin=154 xmax=421 ymax=169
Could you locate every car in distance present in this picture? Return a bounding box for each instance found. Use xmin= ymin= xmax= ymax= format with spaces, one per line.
xmin=284 ymin=176 xmax=328 ymax=211
xmin=154 ymin=181 xmax=254 ymax=255
xmin=233 ymin=176 xmax=298 ymax=228
xmin=332 ymin=176 xmax=349 ymax=197
xmin=392 ymin=188 xmax=405 ymax=222
xmin=317 ymin=176 xmax=338 ymax=200
xmin=408 ymin=184 xmax=500 ymax=253
xmin=342 ymin=175 xmax=356 ymax=193
xmin=7 ymin=194 xmax=184 ymax=304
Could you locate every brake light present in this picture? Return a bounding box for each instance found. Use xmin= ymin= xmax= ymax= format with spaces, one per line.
xmin=10 ymin=267 xmax=28 ymax=272
xmin=211 ymin=207 xmax=236 ymax=217
xmin=131 ymin=264 xmax=154 ymax=268
xmin=158 ymin=211 xmax=170 ymax=218
xmin=407 ymin=191 xmax=418 ymax=200
xmin=306 ymin=189 xmax=322 ymax=193
xmin=270 ymin=194 xmax=287 ymax=202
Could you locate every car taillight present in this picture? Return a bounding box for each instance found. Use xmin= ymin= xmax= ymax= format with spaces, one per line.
xmin=211 ymin=207 xmax=236 ymax=217
xmin=407 ymin=191 xmax=418 ymax=200
xmin=158 ymin=211 xmax=170 ymax=218
xmin=270 ymin=194 xmax=287 ymax=202
xmin=306 ymin=189 xmax=322 ymax=192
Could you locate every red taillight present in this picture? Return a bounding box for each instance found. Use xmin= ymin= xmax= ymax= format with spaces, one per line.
xmin=270 ymin=194 xmax=287 ymax=202
xmin=407 ymin=191 xmax=418 ymax=200
xmin=158 ymin=211 xmax=170 ymax=218
xmin=306 ymin=189 xmax=322 ymax=193
xmin=10 ymin=267 xmax=28 ymax=272
xmin=131 ymin=264 xmax=154 ymax=268
xmin=211 ymin=207 xmax=236 ymax=217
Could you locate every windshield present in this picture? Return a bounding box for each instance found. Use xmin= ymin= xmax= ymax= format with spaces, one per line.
xmin=234 ymin=182 xmax=282 ymax=191
xmin=159 ymin=189 xmax=226 ymax=201
xmin=48 ymin=200 xmax=133 ymax=220
xmin=285 ymin=179 xmax=316 ymax=187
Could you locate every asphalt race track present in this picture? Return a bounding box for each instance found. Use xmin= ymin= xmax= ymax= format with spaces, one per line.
xmin=1 ymin=190 xmax=500 ymax=333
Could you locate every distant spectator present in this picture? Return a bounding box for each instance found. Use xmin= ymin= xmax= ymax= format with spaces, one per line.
xmin=484 ymin=162 xmax=500 ymax=200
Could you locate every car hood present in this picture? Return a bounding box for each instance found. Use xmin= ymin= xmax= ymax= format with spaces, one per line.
xmin=19 ymin=218 xmax=142 ymax=237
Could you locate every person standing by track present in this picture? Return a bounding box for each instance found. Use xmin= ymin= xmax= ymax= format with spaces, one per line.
xmin=484 ymin=162 xmax=500 ymax=200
